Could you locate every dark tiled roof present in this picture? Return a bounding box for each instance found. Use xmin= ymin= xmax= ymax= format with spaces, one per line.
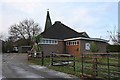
xmin=41 ymin=21 xmax=89 ymax=40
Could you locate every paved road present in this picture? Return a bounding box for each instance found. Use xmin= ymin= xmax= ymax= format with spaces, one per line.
xmin=2 ymin=53 xmax=80 ymax=80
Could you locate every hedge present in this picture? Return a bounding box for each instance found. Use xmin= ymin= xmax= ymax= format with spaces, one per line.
xmin=107 ymin=45 xmax=120 ymax=52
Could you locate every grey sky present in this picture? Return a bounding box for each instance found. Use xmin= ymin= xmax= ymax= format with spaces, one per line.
xmin=0 ymin=0 xmax=119 ymax=40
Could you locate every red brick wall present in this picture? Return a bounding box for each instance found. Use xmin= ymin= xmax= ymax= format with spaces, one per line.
xmin=66 ymin=40 xmax=80 ymax=57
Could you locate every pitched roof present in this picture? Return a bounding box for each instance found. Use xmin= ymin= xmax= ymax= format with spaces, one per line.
xmin=78 ymin=32 xmax=89 ymax=38
xmin=41 ymin=21 xmax=89 ymax=40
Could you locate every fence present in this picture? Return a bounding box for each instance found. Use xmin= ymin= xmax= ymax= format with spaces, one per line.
xmin=50 ymin=52 xmax=76 ymax=71
xmin=27 ymin=51 xmax=120 ymax=80
xmin=27 ymin=51 xmax=44 ymax=65
xmin=81 ymin=53 xmax=120 ymax=80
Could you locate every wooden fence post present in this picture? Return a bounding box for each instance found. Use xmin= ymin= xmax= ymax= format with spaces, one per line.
xmin=41 ymin=51 xmax=44 ymax=66
xmin=51 ymin=52 xmax=54 ymax=66
xmin=81 ymin=53 xmax=84 ymax=76
xmin=118 ymin=53 xmax=120 ymax=79
xmin=92 ymin=54 xmax=97 ymax=78
xmin=27 ymin=51 xmax=30 ymax=61
xmin=92 ymin=54 xmax=94 ymax=77
xmin=95 ymin=54 xmax=98 ymax=76
xmin=73 ymin=55 xmax=75 ymax=71
xmin=107 ymin=53 xmax=110 ymax=80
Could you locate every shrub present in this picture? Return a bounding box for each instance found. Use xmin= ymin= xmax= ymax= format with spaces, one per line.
xmin=90 ymin=41 xmax=99 ymax=53
xmin=107 ymin=45 xmax=120 ymax=52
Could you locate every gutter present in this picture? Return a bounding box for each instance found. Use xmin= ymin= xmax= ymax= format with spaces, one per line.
xmin=64 ymin=37 xmax=109 ymax=43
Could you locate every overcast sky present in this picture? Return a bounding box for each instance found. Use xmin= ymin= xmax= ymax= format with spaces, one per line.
xmin=0 ymin=0 xmax=119 ymax=40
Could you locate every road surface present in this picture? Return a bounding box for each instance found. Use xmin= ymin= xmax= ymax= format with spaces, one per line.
xmin=2 ymin=53 xmax=80 ymax=80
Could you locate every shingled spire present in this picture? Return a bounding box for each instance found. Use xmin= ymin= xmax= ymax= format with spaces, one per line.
xmin=44 ymin=9 xmax=52 ymax=31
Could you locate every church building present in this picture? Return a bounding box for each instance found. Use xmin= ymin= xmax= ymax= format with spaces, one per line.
xmin=39 ymin=10 xmax=108 ymax=56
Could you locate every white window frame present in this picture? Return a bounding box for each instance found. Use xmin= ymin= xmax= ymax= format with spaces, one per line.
xmin=66 ymin=41 xmax=78 ymax=46
xmin=39 ymin=39 xmax=58 ymax=44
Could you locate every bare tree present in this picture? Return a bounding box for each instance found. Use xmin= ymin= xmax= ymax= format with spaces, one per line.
xmin=0 ymin=33 xmax=4 ymax=40
xmin=107 ymin=26 xmax=120 ymax=45
xmin=118 ymin=32 xmax=120 ymax=43
xmin=9 ymin=19 xmax=41 ymax=45
xmin=0 ymin=35 xmax=3 ymax=39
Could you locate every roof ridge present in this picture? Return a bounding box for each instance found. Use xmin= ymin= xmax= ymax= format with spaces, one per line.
xmin=53 ymin=21 xmax=79 ymax=34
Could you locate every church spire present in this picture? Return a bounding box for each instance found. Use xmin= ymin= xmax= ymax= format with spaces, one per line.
xmin=44 ymin=9 xmax=52 ymax=31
